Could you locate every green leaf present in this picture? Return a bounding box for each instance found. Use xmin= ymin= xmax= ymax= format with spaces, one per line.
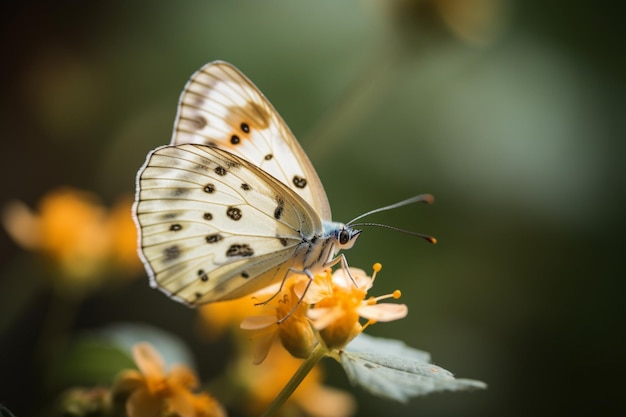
xmin=45 ymin=323 xmax=194 ymax=392
xmin=339 ymin=333 xmax=487 ymax=402
xmin=45 ymin=338 xmax=135 ymax=391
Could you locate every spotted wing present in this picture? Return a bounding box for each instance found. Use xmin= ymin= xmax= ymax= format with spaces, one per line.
xmin=171 ymin=60 xmax=332 ymax=221
xmin=134 ymin=144 xmax=322 ymax=305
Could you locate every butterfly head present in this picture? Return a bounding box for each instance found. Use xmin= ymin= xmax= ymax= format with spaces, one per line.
xmin=334 ymin=223 xmax=361 ymax=250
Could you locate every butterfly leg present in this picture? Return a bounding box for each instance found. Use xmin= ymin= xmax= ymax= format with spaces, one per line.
xmin=323 ymin=253 xmax=358 ymax=287
xmin=253 ymin=266 xmax=314 ymax=306
xmin=276 ymin=267 xmax=316 ymax=324
xmin=275 ymin=255 xmax=357 ymax=322
xmin=253 ymin=266 xmax=317 ymax=324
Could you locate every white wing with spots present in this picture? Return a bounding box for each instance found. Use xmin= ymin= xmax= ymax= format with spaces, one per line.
xmin=134 ymin=144 xmax=323 ymax=305
xmin=171 ymin=61 xmax=332 ymax=221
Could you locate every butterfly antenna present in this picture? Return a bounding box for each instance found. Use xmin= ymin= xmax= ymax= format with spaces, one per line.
xmin=349 ymin=222 xmax=437 ymax=244
xmin=347 ymin=194 xmax=435 ymax=225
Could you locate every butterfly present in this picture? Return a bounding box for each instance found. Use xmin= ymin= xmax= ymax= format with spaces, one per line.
xmin=133 ymin=61 xmax=433 ymax=306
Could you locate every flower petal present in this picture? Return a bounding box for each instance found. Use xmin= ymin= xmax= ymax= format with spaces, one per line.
xmin=240 ymin=314 xmax=276 ymax=330
xmin=132 ymin=343 xmax=165 ymax=379
xmin=332 ymin=268 xmax=372 ymax=290
xmin=308 ymin=307 xmax=345 ymax=330
xmin=167 ymin=386 xmax=196 ymax=417
xmin=191 ymin=393 xmax=228 ymax=417
xmin=126 ymin=387 xmax=163 ymax=417
xmin=357 ymin=303 xmax=408 ymax=322
xmin=169 ymin=365 xmax=199 ymax=389
xmin=253 ymin=331 xmax=278 ymax=365
xmin=2 ymin=200 xmax=41 ymax=249
xmin=114 ymin=370 xmax=146 ymax=392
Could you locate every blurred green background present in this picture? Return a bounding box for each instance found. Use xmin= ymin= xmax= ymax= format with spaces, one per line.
xmin=1 ymin=1 xmax=624 ymax=416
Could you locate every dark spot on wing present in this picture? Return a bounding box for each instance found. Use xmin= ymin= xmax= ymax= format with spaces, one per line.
xmin=226 ymin=244 xmax=254 ymax=257
xmin=172 ymin=188 xmax=187 ymax=197
xmin=293 ymin=176 xmax=307 ymax=189
xmin=189 ymin=115 xmax=208 ymax=130
xmin=227 ymin=207 xmax=242 ymax=221
xmin=274 ymin=197 xmax=285 ymax=219
xmin=198 ymin=269 xmax=209 ymax=282
xmin=163 ymin=245 xmax=181 ymax=262
xmin=206 ymin=234 xmax=223 ymax=244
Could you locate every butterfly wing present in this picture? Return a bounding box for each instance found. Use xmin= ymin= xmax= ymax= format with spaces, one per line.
xmin=171 ymin=60 xmax=332 ymax=221
xmin=134 ymin=144 xmax=323 ymax=305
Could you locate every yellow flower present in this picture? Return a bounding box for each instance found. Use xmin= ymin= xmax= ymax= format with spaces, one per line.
xmin=2 ymin=187 xmax=141 ymax=292
xmin=308 ymin=264 xmax=408 ymax=349
xmin=233 ymin=342 xmax=355 ymax=417
xmin=114 ymin=343 xmax=226 ymax=417
xmin=240 ymin=281 xmax=316 ymax=365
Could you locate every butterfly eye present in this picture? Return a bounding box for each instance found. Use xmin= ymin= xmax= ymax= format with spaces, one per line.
xmin=339 ymin=229 xmax=351 ymax=245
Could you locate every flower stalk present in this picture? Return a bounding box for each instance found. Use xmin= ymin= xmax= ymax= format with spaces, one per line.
xmin=260 ymin=343 xmax=328 ymax=417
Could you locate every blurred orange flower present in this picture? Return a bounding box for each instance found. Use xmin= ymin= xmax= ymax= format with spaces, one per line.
xmin=197 ymin=295 xmax=265 ymax=341
xmin=233 ymin=342 xmax=355 ymax=417
xmin=114 ymin=343 xmax=226 ymax=417
xmin=2 ymin=187 xmax=141 ymax=292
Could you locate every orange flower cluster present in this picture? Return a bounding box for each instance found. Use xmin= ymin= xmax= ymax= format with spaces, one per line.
xmin=241 ymin=264 xmax=408 ymax=362
xmin=2 ymin=187 xmax=141 ymax=292
xmin=114 ymin=343 xmax=226 ymax=417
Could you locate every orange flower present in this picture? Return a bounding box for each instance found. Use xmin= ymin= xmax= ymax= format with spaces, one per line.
xmin=242 ymin=264 xmax=407 ymax=359
xmin=307 ymin=264 xmax=408 ymax=349
xmin=2 ymin=187 xmax=141 ymax=291
xmin=114 ymin=343 xmax=226 ymax=417
xmin=237 ymin=264 xmax=405 ymax=415
xmin=240 ymin=282 xmax=316 ymax=364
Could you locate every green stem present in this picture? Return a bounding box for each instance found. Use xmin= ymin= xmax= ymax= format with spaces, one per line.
xmin=260 ymin=343 xmax=328 ymax=417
